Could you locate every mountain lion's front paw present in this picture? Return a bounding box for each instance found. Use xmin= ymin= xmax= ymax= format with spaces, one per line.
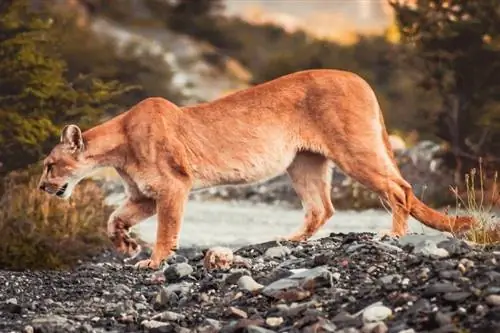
xmin=134 ymin=258 xmax=160 ymax=270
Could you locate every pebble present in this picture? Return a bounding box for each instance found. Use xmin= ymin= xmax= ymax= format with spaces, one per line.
xmin=485 ymin=294 xmax=500 ymax=306
xmin=163 ymin=263 xmax=194 ymax=282
xmin=362 ymin=305 xmax=393 ymax=323
xmin=265 ymin=317 xmax=284 ymax=327
xmin=264 ymin=246 xmax=291 ymax=259
xmin=237 ymin=275 xmax=264 ymax=292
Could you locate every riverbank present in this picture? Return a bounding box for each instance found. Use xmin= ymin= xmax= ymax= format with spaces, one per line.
xmin=1 ymin=232 xmax=500 ymax=333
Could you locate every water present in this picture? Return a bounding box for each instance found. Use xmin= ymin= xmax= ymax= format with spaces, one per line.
xmin=132 ymin=199 xmax=441 ymax=249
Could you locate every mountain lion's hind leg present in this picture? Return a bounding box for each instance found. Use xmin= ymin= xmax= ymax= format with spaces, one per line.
xmin=326 ymin=137 xmax=412 ymax=238
xmin=284 ymin=152 xmax=334 ymax=242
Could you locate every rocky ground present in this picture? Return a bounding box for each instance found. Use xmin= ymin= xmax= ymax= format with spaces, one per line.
xmin=2 ymin=232 xmax=500 ymax=333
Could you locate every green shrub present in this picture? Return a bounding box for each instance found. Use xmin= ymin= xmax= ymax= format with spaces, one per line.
xmin=0 ymin=165 xmax=113 ymax=271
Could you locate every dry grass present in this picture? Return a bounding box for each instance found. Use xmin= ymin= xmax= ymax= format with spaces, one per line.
xmin=0 ymin=164 xmax=114 ymax=271
xmin=450 ymin=160 xmax=500 ymax=245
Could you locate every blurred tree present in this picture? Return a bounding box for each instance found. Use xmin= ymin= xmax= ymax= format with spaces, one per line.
xmin=0 ymin=0 xmax=131 ymax=173
xmin=391 ymin=0 xmax=500 ymax=181
xmin=144 ymin=0 xmax=238 ymax=50
xmin=51 ymin=10 xmax=185 ymax=111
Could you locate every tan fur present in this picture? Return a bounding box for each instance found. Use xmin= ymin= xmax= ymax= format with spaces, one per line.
xmin=38 ymin=69 xmax=476 ymax=269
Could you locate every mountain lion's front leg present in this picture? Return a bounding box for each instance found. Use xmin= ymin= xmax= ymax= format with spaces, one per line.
xmin=108 ymin=197 xmax=156 ymax=257
xmin=134 ymin=183 xmax=189 ymax=269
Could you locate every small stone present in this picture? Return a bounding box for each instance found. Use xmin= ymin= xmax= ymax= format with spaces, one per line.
xmin=262 ymin=266 xmax=333 ymax=299
xmin=233 ymin=255 xmax=253 ymax=269
xmin=167 ymin=254 xmax=189 ymax=264
xmin=379 ymin=274 xmax=401 ymax=286
xmin=362 ymin=322 xmax=388 ymax=333
xmin=151 ymin=310 xmax=186 ymax=322
xmin=4 ymin=297 xmax=22 ymax=314
xmin=154 ymin=282 xmax=192 ymax=308
xmin=439 ymin=270 xmax=461 ymax=280
xmin=141 ymin=319 xmax=172 ymax=332
xmin=23 ymin=326 xmax=34 ymax=333
xmin=31 ymin=315 xmax=72 ymax=332
xmin=362 ymin=305 xmax=393 ymax=323
xmin=247 ymin=326 xmax=277 ymax=333
xmin=486 ymin=294 xmax=500 ymax=306
xmin=134 ymin=302 xmax=148 ymax=311
xmin=264 ymin=246 xmax=291 ymax=259
xmin=265 ymin=317 xmax=284 ymax=327
xmin=443 ymin=291 xmax=471 ymax=303
xmin=431 ymin=311 xmax=452 ymax=326
xmin=163 ymin=263 xmax=193 ymax=282
xmin=204 ymin=246 xmax=234 ymax=271
xmin=225 ymin=269 xmax=251 ymax=285
xmin=237 ymin=275 xmax=264 ymax=293
xmin=423 ymin=283 xmax=461 ymax=297
xmin=416 ymin=241 xmax=450 ymax=258
xmin=228 ymin=306 xmax=248 ymax=319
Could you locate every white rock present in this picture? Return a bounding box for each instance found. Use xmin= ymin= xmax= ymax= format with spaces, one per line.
xmin=362 ymin=305 xmax=393 ymax=323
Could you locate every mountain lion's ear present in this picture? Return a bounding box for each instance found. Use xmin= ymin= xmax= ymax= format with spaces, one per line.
xmin=60 ymin=124 xmax=84 ymax=152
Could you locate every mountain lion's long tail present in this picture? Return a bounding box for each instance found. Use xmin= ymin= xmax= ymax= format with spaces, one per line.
xmin=408 ymin=191 xmax=476 ymax=233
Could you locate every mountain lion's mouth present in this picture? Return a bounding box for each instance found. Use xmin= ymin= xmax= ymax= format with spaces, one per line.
xmin=56 ymin=183 xmax=68 ymax=197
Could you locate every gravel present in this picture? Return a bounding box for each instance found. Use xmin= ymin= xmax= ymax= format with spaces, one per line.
xmin=2 ymin=232 xmax=500 ymax=333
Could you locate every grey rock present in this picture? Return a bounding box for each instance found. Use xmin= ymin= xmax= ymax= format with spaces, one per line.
xmin=167 ymin=254 xmax=189 ymax=264
xmin=151 ymin=310 xmax=186 ymax=322
xmin=262 ymin=266 xmax=333 ymax=298
xmin=275 ymin=300 xmax=319 ymax=317
xmin=237 ymin=275 xmax=264 ymax=292
xmin=398 ymin=233 xmax=451 ymax=249
xmin=346 ymin=243 xmax=365 ymax=253
xmin=141 ymin=319 xmax=173 ymax=332
xmin=164 ymin=263 xmax=194 ymax=282
xmin=225 ymin=269 xmax=251 ymax=285
xmin=264 ymin=246 xmax=291 ymax=259
xmin=443 ymin=291 xmax=471 ymax=303
xmin=414 ymin=240 xmax=450 ymax=258
xmin=378 ymin=274 xmax=402 ymax=286
xmin=154 ymin=282 xmax=192 ymax=308
xmin=4 ymin=297 xmax=22 ymax=314
xmin=362 ymin=322 xmax=388 ymax=333
xmin=423 ymin=282 xmax=461 ymax=296
xmin=246 ymin=326 xmax=277 ymax=333
xmin=371 ymin=240 xmax=403 ymax=253
xmin=336 ymin=328 xmax=361 ymax=333
xmin=31 ymin=315 xmax=73 ymax=332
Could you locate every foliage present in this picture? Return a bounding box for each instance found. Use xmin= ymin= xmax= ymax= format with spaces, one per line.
xmin=143 ymin=0 xmax=232 ymax=48
xmin=391 ymin=0 xmax=500 ymax=180
xmin=51 ymin=10 xmax=185 ymax=112
xmin=0 ymin=0 xmax=131 ymax=173
xmin=0 ymin=164 xmax=113 ymax=270
xmin=450 ymin=160 xmax=499 ymax=245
